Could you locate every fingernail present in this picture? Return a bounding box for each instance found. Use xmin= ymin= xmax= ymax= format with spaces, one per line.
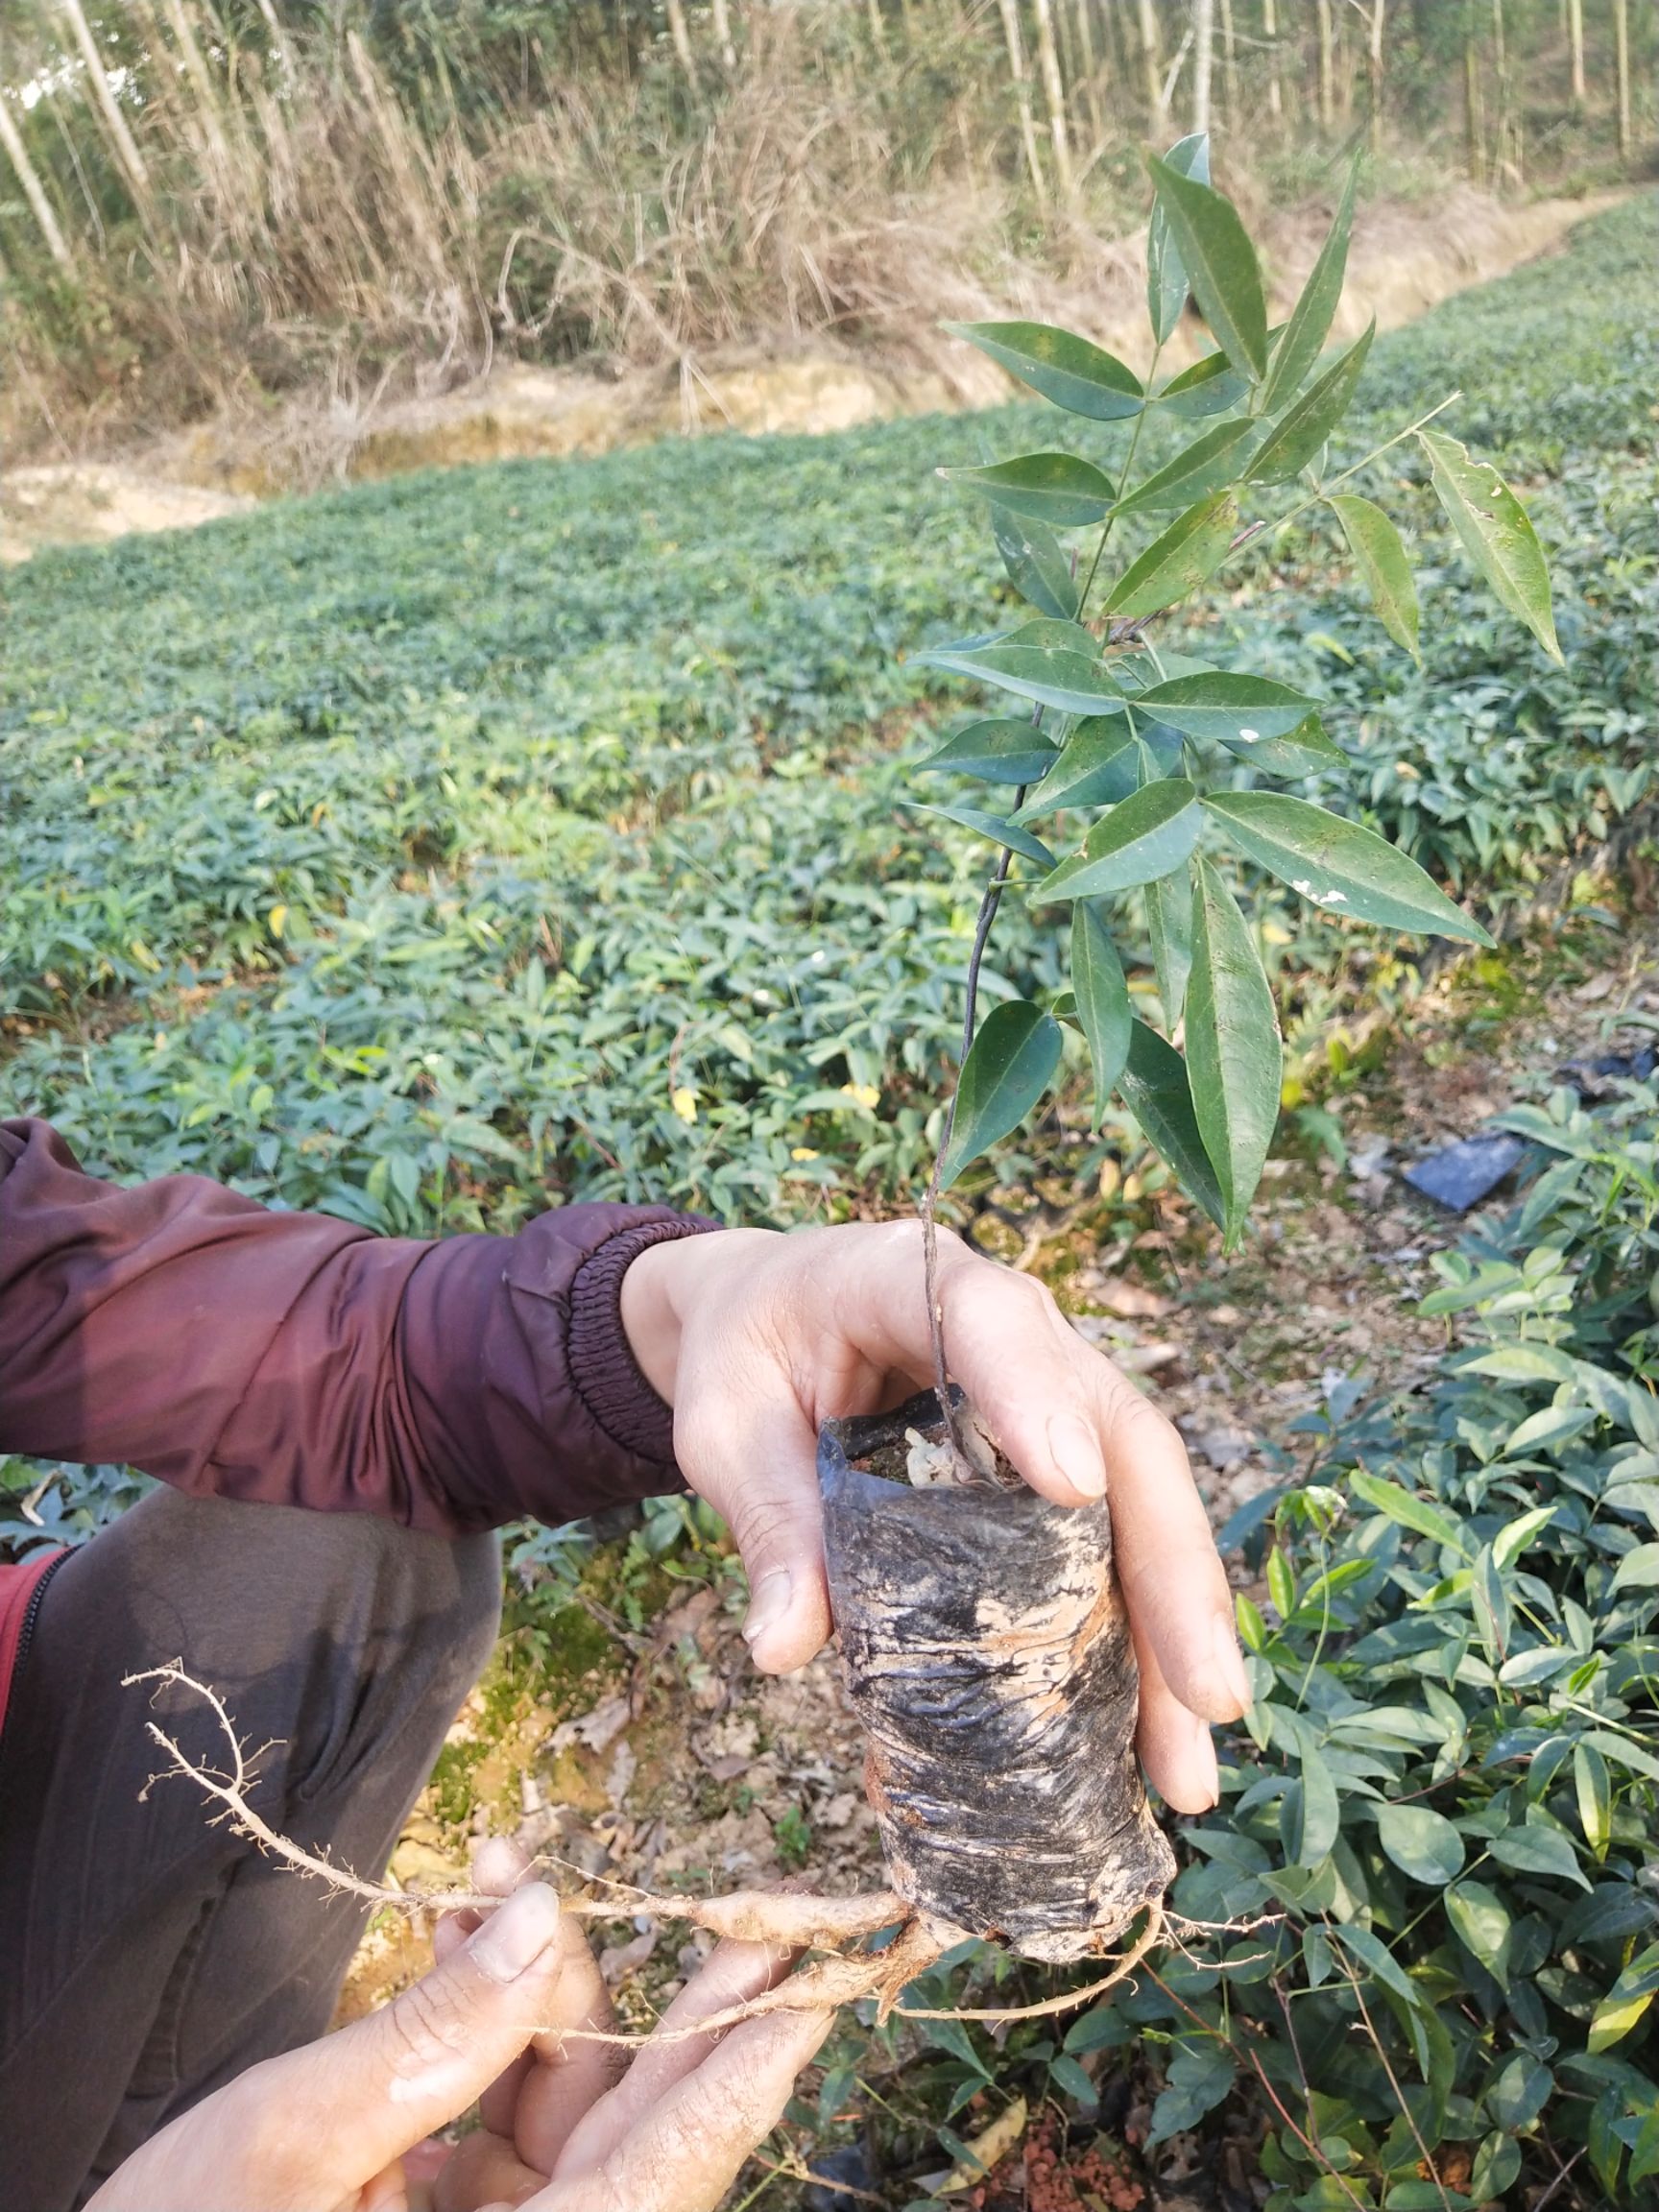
xmin=1211 ymin=1614 xmax=1252 ymax=1715
xmin=1047 ymin=1414 xmax=1106 ymax=1499
xmin=742 ymin=1569 xmax=794 ymax=1650
xmin=1191 ymin=1714 xmax=1220 ymax=1810
xmin=468 ymin=1883 xmax=562 ymax=1984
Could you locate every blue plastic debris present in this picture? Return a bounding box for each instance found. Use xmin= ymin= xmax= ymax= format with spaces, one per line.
xmin=1402 ymin=1132 xmax=1527 ymax=1212
xmin=804 ymin=2147 xmax=876 ymax=2212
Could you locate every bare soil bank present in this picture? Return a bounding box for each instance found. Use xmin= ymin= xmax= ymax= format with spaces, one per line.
xmin=1 ymin=185 xmax=1623 ymax=565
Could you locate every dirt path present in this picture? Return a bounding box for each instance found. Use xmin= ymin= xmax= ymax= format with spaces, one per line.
xmin=2 ymin=186 xmax=1624 ymax=563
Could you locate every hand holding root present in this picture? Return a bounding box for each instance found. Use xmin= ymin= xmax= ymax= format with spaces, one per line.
xmin=125 ymin=1663 xmax=1170 ymax=2040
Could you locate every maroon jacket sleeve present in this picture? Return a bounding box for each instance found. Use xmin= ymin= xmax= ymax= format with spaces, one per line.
xmin=0 ymin=1118 xmax=715 ymax=1536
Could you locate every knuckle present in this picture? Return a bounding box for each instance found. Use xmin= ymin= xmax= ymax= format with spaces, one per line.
xmin=385 ymin=1973 xmax=469 ymax=2078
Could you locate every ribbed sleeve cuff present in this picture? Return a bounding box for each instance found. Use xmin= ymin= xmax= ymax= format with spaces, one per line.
xmin=566 ymin=1214 xmax=720 ymax=1467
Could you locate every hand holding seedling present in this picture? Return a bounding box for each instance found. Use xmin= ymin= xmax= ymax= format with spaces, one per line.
xmin=620 ymin=1215 xmax=1245 ymax=1815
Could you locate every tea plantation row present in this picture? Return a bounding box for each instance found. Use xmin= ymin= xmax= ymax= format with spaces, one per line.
xmin=1 ymin=194 xmax=1654 ymax=1236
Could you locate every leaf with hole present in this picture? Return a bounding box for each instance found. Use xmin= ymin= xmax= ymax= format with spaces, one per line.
xmin=1377 ymin=1802 xmax=1465 ymax=1887
xmin=917 ymin=620 xmax=1127 ymax=716
xmin=1328 ymin=493 xmax=1420 ymax=661
xmin=904 ymin=803 xmax=1056 ymax=870
xmin=1013 ymin=716 xmax=1138 ymax=819
xmin=1070 ymin=902 xmax=1131 ymax=1121
xmin=1104 ymin=493 xmax=1238 ymax=620
xmin=1204 ymin=790 xmax=1494 ymax=943
xmin=939 ymin=451 xmax=1116 ymax=528
xmin=938 ymin=999 xmax=1063 ymax=1190
xmin=992 ymin=508 xmax=1081 ymax=619
xmin=945 ymin=319 xmax=1144 ymax=421
xmin=1260 ymin=157 xmax=1359 ymax=413
xmin=1144 ymin=131 xmax=1211 ymax=346
xmin=1185 ymin=857 xmax=1280 ymax=1245
xmin=918 ymin=719 xmax=1060 ymax=786
xmin=1116 ymin=419 xmax=1257 ymax=515
xmin=1145 ymin=153 xmax=1268 ymax=379
xmin=1247 ymin=323 xmax=1374 ymax=486
xmin=1116 ymin=1022 xmax=1225 ymax=1230
xmin=1034 ymin=779 xmax=1203 ymax=902
xmin=1419 ymin=429 xmax=1562 ymax=662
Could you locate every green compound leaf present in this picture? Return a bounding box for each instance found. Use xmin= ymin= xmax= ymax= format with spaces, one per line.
xmin=1259 ymin=156 xmax=1359 ymax=413
xmin=992 ymin=507 xmax=1080 ymax=619
xmin=1204 ymin=790 xmax=1494 ymax=944
xmin=1185 ymin=856 xmax=1280 ymax=1245
xmin=938 ymin=998 xmax=1063 ymax=1190
xmin=1116 ymin=418 xmax=1256 ymax=515
xmin=1104 ymin=493 xmax=1238 ymax=619
xmin=1246 ymin=321 xmax=1374 ymax=486
xmin=1034 ymin=778 xmax=1203 ymax=902
xmin=917 ymin=619 xmax=1126 ymax=716
xmin=1145 ymin=131 xmax=1211 ymax=345
xmin=1328 ymin=492 xmax=1421 ymax=661
xmin=1134 ymin=670 xmax=1321 ymax=745
xmin=905 ymin=801 xmax=1056 ymax=869
xmin=1157 ymin=348 xmax=1250 ymax=420
xmin=944 ymin=319 xmax=1144 ymax=421
xmin=1145 ymin=152 xmax=1268 ymax=379
xmin=939 ymin=450 xmax=1116 ymax=528
xmin=1117 ymin=1021 xmax=1226 ymax=1230
xmin=917 ymin=718 xmax=1060 ymax=785
xmin=1070 ymin=902 xmax=1132 ymax=1120
xmin=1419 ymin=428 xmax=1562 ymax=663
xmin=1377 ymin=1802 xmax=1466 ymax=1887
xmin=1013 ymin=715 xmax=1139 ymax=819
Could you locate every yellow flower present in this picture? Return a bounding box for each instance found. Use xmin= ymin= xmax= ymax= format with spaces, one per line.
xmin=671 ymin=1087 xmax=699 ymax=1124
xmin=790 ymin=1145 xmax=820 ymax=1162
xmin=841 ymin=1083 xmax=880 ymax=1110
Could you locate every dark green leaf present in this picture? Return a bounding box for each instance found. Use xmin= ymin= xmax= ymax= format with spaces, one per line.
xmin=1103 ymin=493 xmax=1238 ymax=619
xmin=1203 ymin=790 xmax=1494 ymax=944
xmin=1013 ymin=715 xmax=1138 ymax=818
xmin=917 ymin=718 xmax=1059 ymax=786
xmin=938 ymin=999 xmax=1064 ymax=1190
xmin=1328 ymin=493 xmax=1420 ymax=661
xmin=1259 ymin=157 xmax=1359 ymax=412
xmin=1117 ymin=419 xmax=1256 ymax=515
xmin=1117 ymin=1022 xmax=1226 ymax=1230
xmin=1488 ymin=1824 xmax=1591 ymax=1890
xmin=1185 ymin=856 xmax=1280 ymax=1244
xmin=1377 ymin=1802 xmax=1465 ymax=1887
xmin=905 ymin=802 xmax=1056 ymax=869
xmin=1034 ymin=778 xmax=1203 ymax=902
xmin=1246 ymin=322 xmax=1374 ymax=486
xmin=1147 ymin=864 xmax=1192 ymax=1025
xmin=1145 ymin=131 xmax=1211 ymax=345
xmin=1445 ymin=1881 xmax=1514 ymax=1984
xmin=917 ymin=620 xmax=1126 ymax=716
xmin=1333 ymin=1924 xmax=1427 ymax=2011
xmin=939 ymin=451 xmax=1116 ymax=527
xmin=1070 ymin=903 xmax=1131 ymax=1119
xmin=1282 ymin=1746 xmax=1340 ymax=1867
xmin=1135 ymin=670 xmax=1321 ymax=745
xmin=944 ymin=319 xmax=1144 ymax=421
xmin=1157 ymin=348 xmax=1249 ymax=419
xmin=1419 ymin=429 xmax=1562 ymax=663
xmin=992 ymin=508 xmax=1081 ymax=619
xmin=1220 ymin=711 xmax=1347 ymax=779
xmin=1145 ymin=153 xmax=1269 ymax=379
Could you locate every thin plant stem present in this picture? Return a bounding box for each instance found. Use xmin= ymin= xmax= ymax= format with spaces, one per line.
xmin=1077 ymin=347 xmax=1162 ymax=616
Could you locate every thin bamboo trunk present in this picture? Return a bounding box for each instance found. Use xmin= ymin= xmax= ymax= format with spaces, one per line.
xmin=663 ymin=0 xmax=700 ymax=89
xmin=998 ymin=0 xmax=1050 ymax=206
xmin=1568 ymin=0 xmax=1586 ymax=104
xmin=1072 ymin=0 xmax=1107 ymax=140
xmin=1262 ymin=0 xmax=1283 ymax=120
xmin=1490 ymin=0 xmax=1511 ymax=177
xmin=0 ymin=97 xmax=76 ymax=269
xmin=1613 ymin=0 xmax=1631 ymax=160
xmin=1191 ymin=0 xmax=1215 ymax=134
xmin=60 ymin=0 xmax=155 ymax=211
xmin=1030 ymin=0 xmax=1075 ymax=195
xmin=1136 ymin=0 xmax=1165 ymax=127
xmin=1219 ymin=0 xmax=1239 ymax=119
xmin=1368 ymin=0 xmax=1387 ymax=155
xmin=1464 ymin=10 xmax=1485 ymax=178
xmin=710 ymin=0 xmax=736 ymax=70
xmin=1316 ymin=0 xmax=1336 ymax=131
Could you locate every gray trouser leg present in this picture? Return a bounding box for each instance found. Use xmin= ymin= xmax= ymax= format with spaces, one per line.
xmin=0 ymin=1487 xmax=501 ymax=2212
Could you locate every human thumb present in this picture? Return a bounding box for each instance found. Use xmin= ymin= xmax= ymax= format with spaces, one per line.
xmin=270 ymin=1883 xmax=569 ymax=2194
